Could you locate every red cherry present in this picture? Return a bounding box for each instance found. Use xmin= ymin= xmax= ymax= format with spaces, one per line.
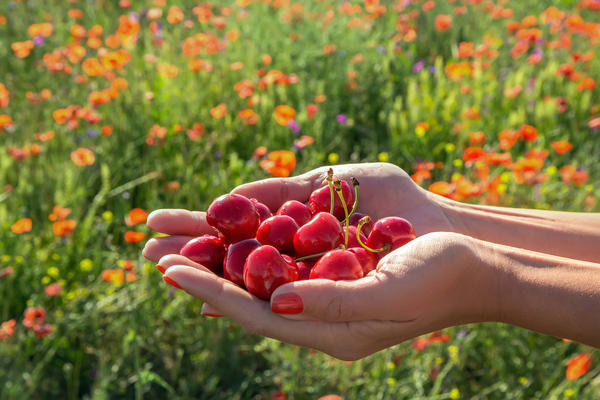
xmin=250 ymin=198 xmax=273 ymax=223
xmin=179 ymin=235 xmax=227 ymax=274
xmin=296 ymin=259 xmax=316 ymax=280
xmin=309 ymin=249 xmax=364 ymax=281
xmin=206 ymin=194 xmax=260 ymax=243
xmin=308 ymin=181 xmax=354 ymax=220
xmin=345 ymin=225 xmax=367 ymax=248
xmin=256 ymin=215 xmax=299 ymax=253
xmin=348 ymin=212 xmax=374 ymax=236
xmin=293 ymin=212 xmax=344 ymax=257
xmin=276 ymin=200 xmax=312 ymax=227
xmin=243 ymin=245 xmax=299 ymax=300
xmin=366 ymin=217 xmax=416 ymax=256
xmin=347 ymin=247 xmax=378 ymax=275
xmin=223 ymin=238 xmax=261 ymax=287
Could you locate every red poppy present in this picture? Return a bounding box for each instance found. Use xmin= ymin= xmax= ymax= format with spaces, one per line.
xmin=125 ymin=208 xmax=148 ymax=226
xmin=434 ymin=15 xmax=452 ymax=31
xmin=274 ymin=105 xmax=296 ymax=126
xmin=71 ymin=148 xmax=95 ymax=166
xmin=566 ymin=353 xmax=592 ymax=380
xmin=0 ymin=319 xmax=16 ymax=341
xmin=550 ymin=140 xmax=573 ymax=154
xmin=11 ymin=218 xmax=32 ymax=234
xmin=428 ymin=181 xmax=453 ymax=198
xmin=260 ymin=150 xmax=296 ymax=177
xmin=53 ymin=220 xmax=77 ymax=236
xmin=124 ymin=231 xmax=146 ymax=243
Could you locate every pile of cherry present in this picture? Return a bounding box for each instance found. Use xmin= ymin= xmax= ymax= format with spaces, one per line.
xmin=179 ymin=169 xmax=416 ymax=300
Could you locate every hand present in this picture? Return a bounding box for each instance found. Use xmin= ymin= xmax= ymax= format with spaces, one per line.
xmin=160 ymin=232 xmax=487 ymax=360
xmin=142 ymin=162 xmax=453 ymax=263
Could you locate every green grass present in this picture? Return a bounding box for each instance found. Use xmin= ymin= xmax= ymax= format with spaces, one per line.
xmin=0 ymin=0 xmax=599 ymax=398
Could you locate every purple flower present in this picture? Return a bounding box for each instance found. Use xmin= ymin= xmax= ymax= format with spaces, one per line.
xmin=287 ymin=119 xmax=300 ymax=134
xmin=428 ymin=66 xmax=436 ymax=74
xmin=412 ymin=60 xmax=425 ymax=73
xmin=86 ymin=129 xmax=99 ymax=138
xmin=33 ymin=36 xmax=44 ymax=46
xmin=336 ymin=114 xmax=347 ymax=125
xmin=214 ymin=150 xmax=222 ymax=159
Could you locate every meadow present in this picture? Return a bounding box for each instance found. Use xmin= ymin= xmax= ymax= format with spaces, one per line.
xmin=0 ymin=0 xmax=599 ymax=398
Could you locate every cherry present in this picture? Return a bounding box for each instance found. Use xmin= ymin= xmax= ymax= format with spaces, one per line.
xmin=296 ymin=259 xmax=316 ymax=280
xmin=309 ymin=180 xmax=354 ymax=220
xmin=276 ymin=200 xmax=312 ymax=227
xmin=347 ymin=247 xmax=378 ymax=275
xmin=366 ymin=216 xmax=416 ymax=256
xmin=293 ymin=212 xmax=344 ymax=257
xmin=206 ymin=194 xmax=260 ymax=243
xmin=345 ymin=225 xmax=367 ymax=248
xmin=243 ymin=245 xmax=299 ymax=300
xmin=348 ymin=212 xmax=374 ymax=236
xmin=256 ymin=215 xmax=299 ymax=253
xmin=223 ymin=238 xmax=261 ymax=287
xmin=179 ymin=235 xmax=227 ymax=274
xmin=309 ymin=249 xmax=364 ymax=281
xmin=250 ymin=198 xmax=273 ymax=223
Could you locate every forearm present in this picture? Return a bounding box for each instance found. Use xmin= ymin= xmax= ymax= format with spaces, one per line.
xmin=439 ymin=196 xmax=600 ymax=263
xmin=475 ymin=238 xmax=600 ymax=348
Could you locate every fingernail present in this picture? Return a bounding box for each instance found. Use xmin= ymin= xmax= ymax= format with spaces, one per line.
xmin=201 ymin=312 xmax=222 ymax=318
xmin=156 ymin=264 xmax=166 ymax=274
xmin=271 ymin=293 xmax=303 ymax=314
xmin=163 ymin=275 xmax=182 ymax=289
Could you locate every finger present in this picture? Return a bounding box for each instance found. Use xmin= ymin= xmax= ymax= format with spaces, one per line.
xmin=164 ymin=266 xmax=345 ymax=352
xmin=146 ymin=209 xmax=218 ymax=236
xmin=231 ymin=167 xmax=328 ymax=211
xmin=142 ymin=235 xmax=195 ymax=262
xmin=269 ymin=275 xmax=410 ymax=323
xmin=156 ymin=254 xmax=213 ymax=274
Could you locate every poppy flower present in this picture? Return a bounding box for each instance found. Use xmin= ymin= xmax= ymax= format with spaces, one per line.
xmin=0 ymin=83 xmax=9 ymax=107
xmin=518 ymin=124 xmax=538 ymax=141
xmin=260 ymin=150 xmax=296 ymax=177
xmin=434 ymin=15 xmax=452 ymax=31
xmin=167 ymin=6 xmax=184 ymax=24
xmin=11 ymin=218 xmax=32 ymax=234
xmin=462 ymin=146 xmax=486 ymax=163
xmin=566 ymin=353 xmax=592 ymax=380
xmin=428 ymin=181 xmax=453 ymax=198
xmin=124 ymin=231 xmax=146 ymax=243
xmin=23 ymin=307 xmax=46 ymax=330
xmin=412 ymin=331 xmax=450 ymax=351
xmin=0 ymin=114 xmax=13 ymax=131
xmin=469 ymin=131 xmax=485 ymax=144
xmin=253 ymin=146 xmax=267 ymax=159
xmin=550 ymin=140 xmax=573 ymax=154
xmin=102 ymin=268 xmax=125 ymax=284
xmin=53 ymin=220 xmax=77 ymax=236
xmin=125 ymin=208 xmax=148 ymax=226
xmin=589 ymin=117 xmax=600 ymax=130
xmin=293 ymin=135 xmax=314 ymax=150
xmin=48 ymin=206 xmax=71 ymax=221
xmin=44 ymin=283 xmax=62 ymax=296
xmin=498 ymin=129 xmax=519 ymax=149
xmin=71 ymin=147 xmax=95 ymax=166
xmin=210 ymin=103 xmax=227 ymax=119
xmin=0 ymin=319 xmax=16 ymax=341
xmin=274 ymin=105 xmax=296 ymax=126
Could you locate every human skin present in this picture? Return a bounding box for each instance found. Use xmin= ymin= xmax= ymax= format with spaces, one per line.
xmin=142 ymin=163 xmax=600 ymax=359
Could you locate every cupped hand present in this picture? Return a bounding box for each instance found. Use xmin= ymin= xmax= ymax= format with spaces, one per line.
xmin=161 ymin=231 xmax=489 ymax=360
xmin=142 ymin=162 xmax=453 ymax=263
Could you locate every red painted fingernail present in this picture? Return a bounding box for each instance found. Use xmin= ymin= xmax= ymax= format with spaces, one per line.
xmin=163 ymin=275 xmax=182 ymax=289
xmin=271 ymin=293 xmax=303 ymax=314
xmin=201 ymin=312 xmax=222 ymax=318
xmin=156 ymin=264 xmax=166 ymax=274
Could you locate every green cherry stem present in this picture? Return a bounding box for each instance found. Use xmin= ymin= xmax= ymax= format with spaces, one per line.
xmin=327 ymin=168 xmax=335 ymax=215
xmin=295 ymin=251 xmax=328 ymax=262
xmin=349 ymin=177 xmax=359 ymax=218
xmin=334 ymin=178 xmax=350 ymax=249
xmin=356 ymin=216 xmax=390 ymax=253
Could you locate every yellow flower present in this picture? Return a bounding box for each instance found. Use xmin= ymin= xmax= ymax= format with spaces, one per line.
xmin=378 ymin=152 xmax=389 ymax=162
xmin=328 ymin=153 xmax=339 ymax=163
xmin=102 ymin=210 xmax=114 ymax=222
xmin=47 ymin=266 xmax=59 ymax=277
xmin=449 ymin=388 xmax=460 ymax=399
xmin=80 ymin=258 xmax=93 ymax=271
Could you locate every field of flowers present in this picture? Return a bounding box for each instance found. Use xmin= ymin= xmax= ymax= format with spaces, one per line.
xmin=1 ymin=0 xmax=599 ymax=398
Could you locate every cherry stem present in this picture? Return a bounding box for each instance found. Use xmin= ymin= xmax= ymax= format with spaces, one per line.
xmin=334 ymin=178 xmax=350 ymax=249
xmin=356 ymin=216 xmax=390 ymax=253
xmin=295 ymin=251 xmax=328 ymax=262
xmin=349 ymin=177 xmax=359 ymax=218
xmin=327 ymin=168 xmax=334 ymax=215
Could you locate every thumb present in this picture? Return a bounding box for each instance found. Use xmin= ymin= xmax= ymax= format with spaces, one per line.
xmin=231 ymin=167 xmax=329 ymax=212
xmin=270 ymin=275 xmax=397 ymax=322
